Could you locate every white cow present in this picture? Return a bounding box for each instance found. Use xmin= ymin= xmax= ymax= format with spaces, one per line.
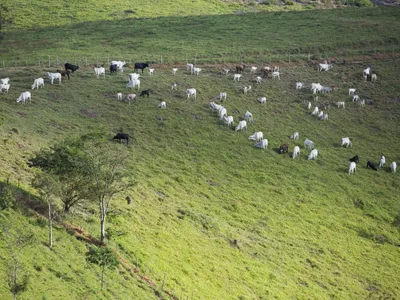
xmin=272 ymin=71 xmax=280 ymax=79
xmin=16 ymin=91 xmax=31 ymax=104
xmin=111 ymin=61 xmax=126 ymax=72
xmin=233 ymin=74 xmax=242 ymax=81
xmin=371 ymin=74 xmax=377 ymax=81
xmin=363 ymin=67 xmax=370 ymax=76
xmin=292 ymin=146 xmax=300 ymax=159
xmin=358 ymin=99 xmax=365 ymax=107
xmin=219 ymin=107 xmax=227 ymax=119
xmin=0 ymin=77 xmax=10 ymax=85
xmin=243 ymin=86 xmax=251 ymax=94
xmin=0 ymin=83 xmax=10 ymax=93
xmin=304 ymin=139 xmax=314 ymax=150
xmin=312 ymin=83 xmax=323 ymax=94
xmin=296 ymin=82 xmax=303 ymax=90
xmin=172 ymin=68 xmax=178 ymax=75
xmin=352 ymin=95 xmax=360 ymax=102
xmin=256 ymin=76 xmax=262 ymax=84
xmin=117 ymin=93 xmax=123 ymax=101
xmin=348 ymin=88 xmax=356 ymax=95
xmin=348 ymin=162 xmax=356 ymax=174
xmin=158 ymin=101 xmax=166 ymax=109
xmin=378 ymin=155 xmax=386 ymax=168
xmin=186 ymin=88 xmax=196 ymax=100
xmin=128 ymin=73 xmax=140 ymax=82
xmin=46 ymin=72 xmax=61 ymax=84
xmin=192 ymin=67 xmax=202 ymax=76
xmin=391 ymin=162 xmax=397 ymax=173
xmin=308 ymin=149 xmax=318 ymax=160
xmin=341 ymin=137 xmax=352 ymax=147
xmin=320 ymin=112 xmax=329 ymax=121
xmin=257 ymin=97 xmax=266 ymax=104
xmin=171 ymin=83 xmax=177 ymax=90
xmin=223 ymin=115 xmax=234 ymax=127
xmin=94 ymin=67 xmax=106 ymax=78
xmin=126 ymin=79 xmax=140 ymax=90
xmin=218 ymin=92 xmax=227 ymax=101
xmin=221 ymin=68 xmax=230 ymax=76
xmin=244 ymin=111 xmax=253 ymax=122
xmin=235 ymin=120 xmax=247 ymax=132
xmin=290 ymin=132 xmax=299 ymax=140
xmin=126 ymin=94 xmax=136 ymax=104
xmin=249 ymin=131 xmax=263 ymax=142
xmin=148 ymin=68 xmax=155 ymax=75
xmin=254 ymin=139 xmax=268 ymax=150
xmin=318 ymin=63 xmax=333 ymax=71
xmin=250 ymin=66 xmax=257 ymax=73
xmin=209 ymin=101 xmax=222 ymax=113
xmin=311 ymin=106 xmax=319 ymax=116
xmin=186 ymin=63 xmax=194 ymax=72
xmin=307 ymin=101 xmax=312 ymax=110
xmin=336 ymin=101 xmax=345 ymax=109
xmin=31 ymin=78 xmax=44 ymax=90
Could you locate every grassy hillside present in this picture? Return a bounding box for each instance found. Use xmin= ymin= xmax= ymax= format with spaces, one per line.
xmin=1 ymin=6 xmax=400 ymax=300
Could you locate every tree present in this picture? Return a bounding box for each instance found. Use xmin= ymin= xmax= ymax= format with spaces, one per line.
xmin=31 ymin=172 xmax=61 ymax=249
xmin=0 ymin=220 xmax=33 ymax=300
xmin=84 ymin=137 xmax=133 ymax=244
xmin=28 ymin=138 xmax=92 ymax=213
xmin=85 ymin=245 xmax=120 ymax=290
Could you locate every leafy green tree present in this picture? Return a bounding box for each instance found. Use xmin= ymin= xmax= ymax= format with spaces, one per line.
xmin=85 ymin=245 xmax=120 ymax=290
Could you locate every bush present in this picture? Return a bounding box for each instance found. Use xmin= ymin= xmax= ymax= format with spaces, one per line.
xmin=0 ymin=181 xmax=15 ymax=210
xmin=259 ymin=0 xmax=281 ymax=5
xmin=342 ymin=0 xmax=373 ymax=7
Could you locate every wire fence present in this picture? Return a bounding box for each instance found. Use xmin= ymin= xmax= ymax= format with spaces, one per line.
xmin=1 ymin=44 xmax=400 ymax=71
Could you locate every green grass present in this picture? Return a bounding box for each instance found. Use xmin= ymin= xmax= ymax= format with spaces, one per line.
xmin=1 ymin=6 xmax=400 ymax=300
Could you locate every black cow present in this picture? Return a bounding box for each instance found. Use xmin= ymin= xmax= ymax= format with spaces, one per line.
xmin=57 ymin=69 xmax=71 ymax=80
xmin=236 ymin=64 xmax=245 ymax=74
xmin=110 ymin=64 xmax=118 ymax=73
xmin=140 ymin=89 xmax=151 ymax=97
xmin=366 ymin=160 xmax=378 ymax=171
xmin=113 ymin=133 xmax=129 ymax=145
xmin=278 ymin=144 xmax=289 ymax=154
xmin=134 ymin=62 xmax=149 ymax=73
xmin=349 ymin=155 xmax=359 ymax=164
xmin=64 ymin=63 xmax=79 ymax=73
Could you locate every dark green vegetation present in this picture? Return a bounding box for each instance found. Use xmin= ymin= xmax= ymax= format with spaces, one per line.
xmin=1 ymin=5 xmax=400 ymax=300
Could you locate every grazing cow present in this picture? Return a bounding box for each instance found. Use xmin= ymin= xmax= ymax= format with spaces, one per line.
xmin=292 ymin=146 xmax=300 ymax=159
xmin=371 ymin=74 xmax=377 ymax=81
xmin=352 ymin=95 xmax=359 ymax=102
xmin=321 ymin=86 xmax=332 ymax=93
xmin=31 ymin=78 xmax=44 ymax=90
xmin=217 ymin=92 xmax=227 ymax=101
xmin=219 ymin=107 xmax=227 ymax=120
xmin=158 ymin=101 xmax=166 ymax=109
xmin=128 ymin=73 xmax=140 ymax=82
xmin=117 ymin=93 xmax=123 ymax=101
xmin=307 ymin=101 xmax=312 ymax=110
xmin=317 ymin=111 xmax=324 ymax=119
xmin=366 ymin=160 xmax=378 ymax=171
xmin=304 ymin=139 xmax=314 ymax=150
xmin=186 ymin=88 xmax=196 ymax=100
xmin=349 ymin=155 xmax=359 ymax=164
xmin=256 ymin=76 xmax=262 ymax=84
xmin=244 ymin=111 xmax=253 ymax=122
xmin=311 ymin=106 xmax=319 ymax=116
xmin=94 ymin=67 xmax=106 ymax=78
xmin=171 ymin=83 xmax=177 ymax=90
xmin=279 ymin=144 xmax=289 ymax=154
xmin=233 ymin=74 xmax=242 ymax=81
xmin=235 ymin=120 xmax=247 ymax=132
xmin=336 ymin=101 xmax=345 ymax=109
xmin=64 ymin=63 xmax=79 ymax=72
xmin=348 ymin=88 xmax=356 ymax=95
xmin=221 ymin=68 xmax=230 ymax=76
xmin=318 ymin=63 xmax=333 ymax=71
xmin=140 ymin=89 xmax=151 ymax=97
xmin=254 ymin=139 xmax=268 ymax=150
xmin=56 ymin=69 xmax=71 ymax=80
xmin=111 ymin=61 xmax=126 ymax=72
xmin=46 ymin=72 xmax=62 ymax=84
xmin=248 ymin=131 xmax=263 ymax=142
xmin=363 ymin=66 xmax=371 ymax=76
xmin=126 ymin=94 xmax=136 ymax=104
xmin=341 ymin=137 xmax=352 ymax=147
xmin=257 ymin=97 xmax=266 ymax=104
xmin=348 ymin=162 xmax=357 ymax=174
xmin=223 ymin=115 xmax=234 ymax=127
xmin=320 ymin=112 xmax=329 ymax=121
xmin=172 ymin=68 xmax=178 ymax=75
xmin=113 ymin=133 xmax=129 ymax=144
xmin=378 ymin=155 xmax=386 ymax=168
xmin=236 ymin=64 xmax=245 ymax=74
xmin=126 ymin=79 xmax=140 ymax=90
xmin=296 ymin=82 xmax=303 ymax=90
xmin=272 ymin=71 xmax=280 ymax=80
xmin=273 ymin=66 xmax=279 ymax=72
xmin=110 ymin=64 xmax=118 ymax=73
xmin=186 ymin=63 xmax=194 ymax=72
xmin=308 ymin=149 xmax=318 ymax=160
xmin=243 ymin=86 xmax=251 ymax=94
xmin=290 ymin=132 xmax=299 ymax=140
xmin=192 ymin=67 xmax=202 ymax=76
xmin=250 ymin=66 xmax=257 ymax=73
xmin=16 ymin=91 xmax=31 ymax=104
xmin=209 ymin=101 xmax=222 ymax=113
xmin=358 ymin=99 xmax=365 ymax=107
xmin=0 ymin=83 xmax=10 ymax=93
xmin=148 ymin=68 xmax=155 ymax=75
xmin=391 ymin=161 xmax=397 ymax=174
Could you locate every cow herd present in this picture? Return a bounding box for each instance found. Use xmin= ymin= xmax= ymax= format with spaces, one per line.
xmin=0 ymin=60 xmax=397 ymax=176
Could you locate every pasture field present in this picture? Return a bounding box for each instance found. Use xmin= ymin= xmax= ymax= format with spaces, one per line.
xmin=0 ymin=55 xmax=400 ymax=299
xmin=1 ymin=6 xmax=400 ymax=300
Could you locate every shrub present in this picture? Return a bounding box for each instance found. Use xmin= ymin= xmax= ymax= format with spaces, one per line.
xmin=342 ymin=0 xmax=373 ymax=7
xmin=0 ymin=181 xmax=15 ymax=210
